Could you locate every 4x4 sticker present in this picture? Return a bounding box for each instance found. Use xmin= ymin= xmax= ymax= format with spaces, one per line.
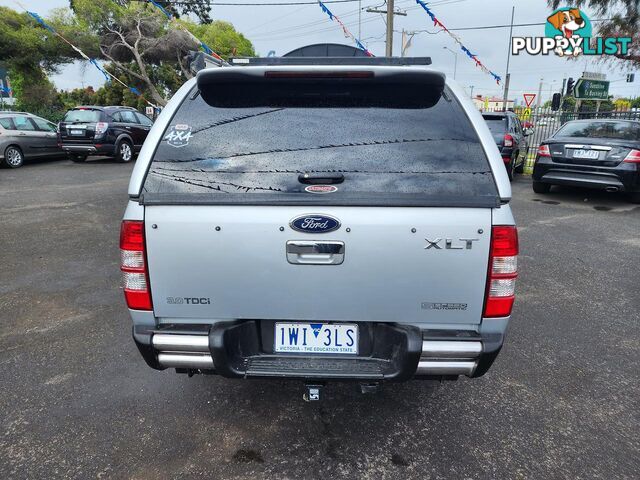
xmin=164 ymin=124 xmax=193 ymax=148
xmin=305 ymin=185 xmax=338 ymax=194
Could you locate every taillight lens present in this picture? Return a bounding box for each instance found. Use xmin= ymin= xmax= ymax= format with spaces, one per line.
xmin=503 ymin=134 xmax=514 ymax=147
xmin=623 ymin=149 xmax=640 ymax=163
xmin=484 ymin=226 xmax=518 ymax=318
xmin=537 ymin=145 xmax=551 ymax=157
xmin=120 ymin=220 xmax=152 ymax=310
xmin=95 ymin=122 xmax=109 ymax=136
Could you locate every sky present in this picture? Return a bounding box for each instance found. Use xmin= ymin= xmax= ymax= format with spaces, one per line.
xmin=2 ymin=0 xmax=639 ymax=104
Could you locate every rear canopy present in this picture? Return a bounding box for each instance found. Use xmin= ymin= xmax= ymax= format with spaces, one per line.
xmin=141 ymin=67 xmax=499 ymax=207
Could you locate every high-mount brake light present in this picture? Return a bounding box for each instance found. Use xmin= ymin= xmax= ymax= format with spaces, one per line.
xmin=120 ymin=220 xmax=152 ymax=310
xmin=263 ymin=71 xmax=374 ymax=79
xmin=484 ymin=226 xmax=518 ymax=318
xmin=503 ymin=134 xmax=514 ymax=147
xmin=623 ymin=149 xmax=640 ymax=163
xmin=537 ymin=144 xmax=551 ymax=157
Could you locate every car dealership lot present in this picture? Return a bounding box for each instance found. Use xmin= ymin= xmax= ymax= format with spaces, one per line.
xmin=1 ymin=159 xmax=638 ymax=479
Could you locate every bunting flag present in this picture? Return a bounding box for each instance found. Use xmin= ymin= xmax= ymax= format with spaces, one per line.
xmin=317 ymin=1 xmax=374 ymax=57
xmin=23 ymin=9 xmax=158 ymax=107
xmin=146 ymin=0 xmax=224 ymax=62
xmin=415 ymin=0 xmax=502 ymax=84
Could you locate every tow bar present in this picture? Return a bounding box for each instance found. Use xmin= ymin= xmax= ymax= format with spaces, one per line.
xmin=303 ymin=384 xmax=323 ymax=402
xmin=303 ymin=382 xmax=381 ymax=401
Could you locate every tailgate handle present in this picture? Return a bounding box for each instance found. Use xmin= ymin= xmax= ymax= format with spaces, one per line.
xmin=286 ymin=241 xmax=344 ymax=265
xmin=298 ymin=172 xmax=345 ymax=185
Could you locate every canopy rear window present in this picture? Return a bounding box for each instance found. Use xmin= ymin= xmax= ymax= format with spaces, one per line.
xmin=63 ymin=109 xmax=101 ymax=123
xmin=142 ymin=74 xmax=498 ymax=207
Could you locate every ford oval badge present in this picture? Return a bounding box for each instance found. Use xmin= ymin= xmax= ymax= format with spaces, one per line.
xmin=290 ymin=214 xmax=341 ymax=234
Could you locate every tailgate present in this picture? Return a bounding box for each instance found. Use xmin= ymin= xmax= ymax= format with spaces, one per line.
xmin=145 ymin=206 xmax=491 ymax=324
xmin=59 ymin=123 xmax=96 ymax=143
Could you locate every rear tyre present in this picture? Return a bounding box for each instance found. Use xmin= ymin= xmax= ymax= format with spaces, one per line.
xmin=627 ymin=191 xmax=640 ymax=204
xmin=3 ymin=146 xmax=24 ymax=168
xmin=532 ymin=181 xmax=551 ymax=194
xmin=69 ymin=154 xmax=87 ymax=163
xmin=514 ymin=153 xmax=525 ymax=173
xmin=116 ymin=140 xmax=133 ymax=163
xmin=507 ymin=157 xmax=515 ymax=182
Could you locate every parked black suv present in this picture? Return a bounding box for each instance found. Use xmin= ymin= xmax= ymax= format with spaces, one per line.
xmin=59 ymin=106 xmax=153 ymax=163
xmin=482 ymin=111 xmax=531 ymax=181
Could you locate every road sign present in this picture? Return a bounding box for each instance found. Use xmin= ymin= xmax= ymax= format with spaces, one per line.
xmin=522 ymin=108 xmax=531 ymax=119
xmin=575 ymin=79 xmax=610 ymax=100
xmin=523 ymin=94 xmax=536 ymax=107
xmin=582 ymin=71 xmax=606 ymax=81
xmin=145 ymin=106 xmax=154 ymax=116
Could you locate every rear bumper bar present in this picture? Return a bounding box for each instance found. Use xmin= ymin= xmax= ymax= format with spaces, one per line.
xmin=61 ymin=144 xmax=115 ymax=155
xmin=533 ymin=159 xmax=639 ymax=193
xmin=134 ymin=320 xmax=504 ymax=380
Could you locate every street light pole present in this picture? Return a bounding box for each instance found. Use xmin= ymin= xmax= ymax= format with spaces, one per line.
xmin=502 ymin=6 xmax=515 ymax=112
xmin=443 ymin=46 xmax=458 ymax=80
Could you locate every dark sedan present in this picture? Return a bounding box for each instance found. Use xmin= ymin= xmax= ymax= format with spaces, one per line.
xmin=482 ymin=111 xmax=531 ymax=181
xmin=532 ymin=119 xmax=640 ymax=203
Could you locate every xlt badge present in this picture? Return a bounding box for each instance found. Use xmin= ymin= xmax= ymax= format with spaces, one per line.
xmin=424 ymin=238 xmax=479 ymax=250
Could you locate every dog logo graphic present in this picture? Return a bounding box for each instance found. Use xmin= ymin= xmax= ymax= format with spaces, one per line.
xmin=545 ymin=8 xmax=592 ymax=57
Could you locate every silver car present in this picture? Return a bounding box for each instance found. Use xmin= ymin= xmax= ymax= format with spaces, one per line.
xmin=0 ymin=112 xmax=61 ymax=168
xmin=121 ymin=57 xmax=518 ymax=398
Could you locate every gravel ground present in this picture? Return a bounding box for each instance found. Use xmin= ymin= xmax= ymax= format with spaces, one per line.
xmin=1 ymin=157 xmax=638 ymax=479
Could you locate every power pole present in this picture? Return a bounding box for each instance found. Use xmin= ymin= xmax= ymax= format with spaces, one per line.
xmin=502 ymin=74 xmax=511 ymax=111
xmin=365 ymin=2 xmax=407 ymax=57
xmin=502 ymin=6 xmax=515 ymax=112
xmin=386 ymin=0 xmax=394 ymax=57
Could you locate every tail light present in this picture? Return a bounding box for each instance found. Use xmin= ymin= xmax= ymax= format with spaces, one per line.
xmin=503 ymin=134 xmax=514 ymax=147
xmin=623 ymin=149 xmax=640 ymax=163
xmin=537 ymin=145 xmax=551 ymax=157
xmin=120 ymin=220 xmax=152 ymax=310
xmin=95 ymin=122 xmax=109 ymax=136
xmin=484 ymin=226 xmax=518 ymax=318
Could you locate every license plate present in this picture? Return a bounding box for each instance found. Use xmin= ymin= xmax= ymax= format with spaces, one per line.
xmin=572 ymin=149 xmax=599 ymax=159
xmin=275 ymin=323 xmax=358 ymax=355
xmin=70 ymin=129 xmax=84 ymax=136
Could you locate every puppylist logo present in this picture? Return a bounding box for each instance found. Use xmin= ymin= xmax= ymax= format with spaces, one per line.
xmin=512 ymin=8 xmax=632 ymax=58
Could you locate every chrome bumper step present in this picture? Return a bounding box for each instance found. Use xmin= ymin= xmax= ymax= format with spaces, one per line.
xmin=153 ymin=334 xmax=214 ymax=370
xmin=416 ymin=340 xmax=482 ymax=377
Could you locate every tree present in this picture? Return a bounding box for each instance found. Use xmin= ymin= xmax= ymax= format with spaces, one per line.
xmin=0 ymin=4 xmax=255 ymax=113
xmin=70 ymin=0 xmax=255 ymax=105
xmin=614 ymin=98 xmax=632 ymax=110
xmin=548 ymin=0 xmax=640 ymax=66
xmin=71 ymin=0 xmax=214 ymax=24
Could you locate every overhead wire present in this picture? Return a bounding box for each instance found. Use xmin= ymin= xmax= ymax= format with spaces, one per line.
xmin=248 ymin=0 xmax=464 ymax=40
